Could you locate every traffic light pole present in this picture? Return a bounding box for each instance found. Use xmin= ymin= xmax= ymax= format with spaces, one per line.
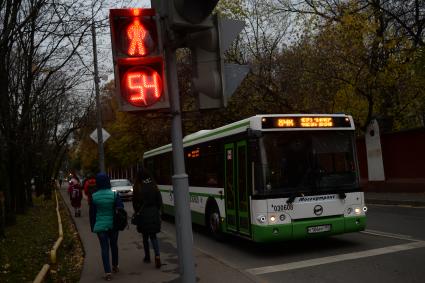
xmin=165 ymin=43 xmax=196 ymax=283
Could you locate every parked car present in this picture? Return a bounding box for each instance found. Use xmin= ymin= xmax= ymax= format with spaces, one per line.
xmin=110 ymin=179 xmax=133 ymax=201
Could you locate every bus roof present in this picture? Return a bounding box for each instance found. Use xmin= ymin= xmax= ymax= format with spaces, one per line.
xmin=143 ymin=114 xmax=354 ymax=158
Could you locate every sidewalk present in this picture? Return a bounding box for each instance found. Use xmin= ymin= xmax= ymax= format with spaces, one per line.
xmin=59 ymin=186 xmax=257 ymax=283
xmin=365 ymin=192 xmax=425 ymax=207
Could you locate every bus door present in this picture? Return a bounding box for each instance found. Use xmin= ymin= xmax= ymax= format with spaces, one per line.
xmin=224 ymin=141 xmax=250 ymax=236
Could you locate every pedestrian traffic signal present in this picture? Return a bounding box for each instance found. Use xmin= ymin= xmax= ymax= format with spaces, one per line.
xmin=109 ymin=8 xmax=169 ymax=111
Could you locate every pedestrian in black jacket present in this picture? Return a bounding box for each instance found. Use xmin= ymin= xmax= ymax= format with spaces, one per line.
xmin=132 ymin=168 xmax=163 ymax=268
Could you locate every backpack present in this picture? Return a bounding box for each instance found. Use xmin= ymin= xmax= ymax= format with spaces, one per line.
xmin=114 ymin=207 xmax=128 ymax=231
xmin=113 ymin=193 xmax=128 ymax=231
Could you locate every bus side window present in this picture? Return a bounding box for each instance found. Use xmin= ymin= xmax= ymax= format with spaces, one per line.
xmin=153 ymin=156 xmax=161 ymax=183
xmin=203 ymin=143 xmax=220 ymax=187
xmin=248 ymin=139 xmax=260 ymax=162
xmin=206 ymin=173 xmax=218 ymax=186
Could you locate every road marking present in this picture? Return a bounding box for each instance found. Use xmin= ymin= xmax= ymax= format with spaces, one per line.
xmin=368 ymin=204 xmax=425 ymax=208
xmin=361 ymin=229 xmax=417 ymax=241
xmin=246 ymin=241 xmax=425 ymax=275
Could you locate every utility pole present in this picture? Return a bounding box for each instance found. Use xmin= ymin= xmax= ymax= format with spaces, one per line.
xmin=166 ymin=40 xmax=196 ymax=283
xmin=91 ymin=19 xmax=105 ymax=173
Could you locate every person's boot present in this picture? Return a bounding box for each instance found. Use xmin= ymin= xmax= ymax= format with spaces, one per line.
xmin=103 ymin=273 xmax=112 ymax=281
xmin=155 ymin=256 xmax=161 ymax=268
xmin=143 ymin=256 xmax=151 ymax=263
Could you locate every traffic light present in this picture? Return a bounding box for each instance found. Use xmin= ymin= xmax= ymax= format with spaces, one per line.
xmin=159 ymin=0 xmax=248 ymax=109
xmin=109 ymin=8 xmax=169 ymax=111
xmin=169 ymin=0 xmax=218 ymax=29
xmin=151 ymin=0 xmax=218 ymax=29
xmin=188 ymin=15 xmax=249 ymax=109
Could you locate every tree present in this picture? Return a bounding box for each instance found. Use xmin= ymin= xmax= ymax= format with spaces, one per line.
xmin=0 ymin=0 xmax=104 ymax=221
xmin=270 ymin=0 xmax=425 ymax=130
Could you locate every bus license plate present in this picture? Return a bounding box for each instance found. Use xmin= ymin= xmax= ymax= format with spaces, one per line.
xmin=307 ymin=224 xmax=331 ymax=234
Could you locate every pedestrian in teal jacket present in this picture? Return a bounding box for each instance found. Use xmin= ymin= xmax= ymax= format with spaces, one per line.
xmin=92 ymin=173 xmax=124 ymax=281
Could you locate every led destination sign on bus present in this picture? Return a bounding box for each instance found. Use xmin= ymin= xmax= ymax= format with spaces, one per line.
xmin=261 ymin=116 xmax=352 ymax=129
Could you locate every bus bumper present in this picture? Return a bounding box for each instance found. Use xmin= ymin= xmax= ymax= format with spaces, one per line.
xmin=251 ymin=215 xmax=366 ymax=243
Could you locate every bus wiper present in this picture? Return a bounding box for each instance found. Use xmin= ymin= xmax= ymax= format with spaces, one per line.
xmin=314 ymin=187 xmax=347 ymax=199
xmin=286 ymin=194 xmax=297 ymax=204
xmin=317 ymin=185 xmax=349 ymax=199
xmin=286 ymin=192 xmax=305 ymax=204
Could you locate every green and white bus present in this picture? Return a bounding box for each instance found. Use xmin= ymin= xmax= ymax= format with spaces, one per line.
xmin=143 ymin=114 xmax=367 ymax=242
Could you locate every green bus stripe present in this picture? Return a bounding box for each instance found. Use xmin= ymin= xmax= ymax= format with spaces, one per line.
xmin=159 ymin=189 xmax=222 ymax=199
xmin=183 ymin=121 xmax=250 ymax=145
xmin=144 ymin=145 xmax=172 ymax=156
xmin=144 ymin=120 xmax=250 ymax=157
xmin=190 ymin=192 xmax=222 ymax=198
xmin=163 ymin=204 xmax=206 ymax=226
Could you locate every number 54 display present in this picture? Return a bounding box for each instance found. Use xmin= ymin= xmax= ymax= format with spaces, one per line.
xmin=109 ymin=8 xmax=169 ymax=111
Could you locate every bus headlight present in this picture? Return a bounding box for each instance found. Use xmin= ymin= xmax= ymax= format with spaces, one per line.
xmin=270 ymin=215 xmax=276 ymax=223
xmin=363 ymin=206 xmax=368 ymax=212
xmin=279 ymin=214 xmax=286 ymax=221
xmin=354 ymin=207 xmax=362 ymax=215
xmin=257 ymin=215 xmax=266 ymax=224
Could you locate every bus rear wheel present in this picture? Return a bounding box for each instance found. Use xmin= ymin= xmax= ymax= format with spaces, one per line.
xmin=207 ymin=205 xmax=222 ymax=240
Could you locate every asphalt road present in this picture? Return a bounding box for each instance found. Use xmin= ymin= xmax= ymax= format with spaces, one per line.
xmin=161 ymin=204 xmax=425 ymax=283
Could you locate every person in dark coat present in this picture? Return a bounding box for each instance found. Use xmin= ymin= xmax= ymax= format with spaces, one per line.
xmin=132 ymin=168 xmax=163 ymax=268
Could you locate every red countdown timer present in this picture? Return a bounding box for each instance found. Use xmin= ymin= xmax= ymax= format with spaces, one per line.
xmin=122 ymin=66 xmax=163 ymax=107
xmin=110 ymin=8 xmax=169 ymax=111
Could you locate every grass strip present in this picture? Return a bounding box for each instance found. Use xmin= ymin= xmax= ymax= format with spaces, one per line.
xmin=0 ymin=193 xmax=83 ymax=282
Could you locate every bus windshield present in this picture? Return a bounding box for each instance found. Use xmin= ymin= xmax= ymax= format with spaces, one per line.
xmin=255 ymin=131 xmax=359 ymax=196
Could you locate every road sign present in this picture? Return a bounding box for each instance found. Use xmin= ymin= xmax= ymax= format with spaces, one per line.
xmin=90 ymin=128 xmax=111 ymax=144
